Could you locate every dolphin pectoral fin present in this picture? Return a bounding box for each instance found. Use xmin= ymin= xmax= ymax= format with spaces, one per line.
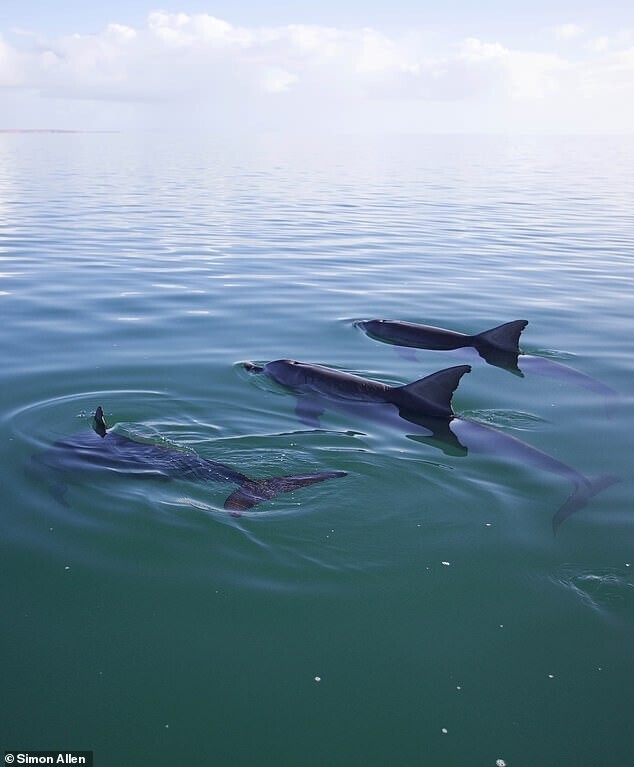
xmin=27 ymin=454 xmax=71 ymax=506
xmin=48 ymin=479 xmax=70 ymax=507
xmin=395 ymin=347 xmax=418 ymax=362
xmin=295 ymin=397 xmax=325 ymax=428
xmin=224 ymin=470 xmax=347 ymax=514
xmin=552 ymin=474 xmax=622 ymax=533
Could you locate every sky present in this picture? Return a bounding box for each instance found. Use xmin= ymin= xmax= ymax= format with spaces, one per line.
xmin=1 ymin=1 xmax=633 ymax=134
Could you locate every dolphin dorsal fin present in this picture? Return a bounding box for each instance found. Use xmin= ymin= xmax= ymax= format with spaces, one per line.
xmin=474 ymin=320 xmax=528 ymax=353
xmin=389 ymin=365 xmax=471 ymax=418
xmin=94 ymin=406 xmax=108 ymax=437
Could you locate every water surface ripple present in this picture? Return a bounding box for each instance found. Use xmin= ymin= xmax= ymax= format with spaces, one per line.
xmin=1 ymin=133 xmax=632 ymax=767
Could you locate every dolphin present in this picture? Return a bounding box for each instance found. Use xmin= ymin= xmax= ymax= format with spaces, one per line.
xmin=357 ymin=319 xmax=527 ymax=371
xmin=356 ymin=318 xmax=619 ymax=407
xmin=243 ymin=360 xmax=470 ymax=449
xmin=33 ymin=406 xmax=346 ymax=513
xmin=243 ymin=360 xmax=619 ymax=530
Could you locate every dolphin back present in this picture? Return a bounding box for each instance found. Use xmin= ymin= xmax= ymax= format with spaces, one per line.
xmin=358 ymin=319 xmax=471 ymax=350
xmin=224 ymin=470 xmax=347 ymax=513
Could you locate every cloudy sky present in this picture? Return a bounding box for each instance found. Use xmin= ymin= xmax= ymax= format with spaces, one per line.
xmin=1 ymin=0 xmax=633 ymax=133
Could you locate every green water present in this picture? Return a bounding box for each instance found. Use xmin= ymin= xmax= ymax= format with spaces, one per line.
xmin=1 ymin=133 xmax=632 ymax=766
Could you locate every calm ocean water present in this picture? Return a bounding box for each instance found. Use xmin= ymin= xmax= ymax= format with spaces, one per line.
xmin=1 ymin=132 xmax=632 ymax=766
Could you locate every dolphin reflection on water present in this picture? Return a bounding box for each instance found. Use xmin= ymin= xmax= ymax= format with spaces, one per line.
xmin=33 ymin=407 xmax=346 ymax=514
xmin=243 ymin=359 xmax=619 ymax=531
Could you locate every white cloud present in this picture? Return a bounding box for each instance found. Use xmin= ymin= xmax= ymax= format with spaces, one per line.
xmin=586 ymin=36 xmax=611 ymax=53
xmin=0 ymin=33 xmax=25 ymax=86
xmin=460 ymin=37 xmax=509 ymax=62
xmin=261 ymin=66 xmax=297 ymax=93
xmin=506 ymin=50 xmax=571 ymax=100
xmin=355 ymin=28 xmax=416 ymax=74
xmin=105 ymin=23 xmax=137 ymax=44
xmin=579 ymin=45 xmax=634 ymax=98
xmin=553 ymin=23 xmax=585 ymax=41
xmin=1 ymin=13 xmax=633 ymax=133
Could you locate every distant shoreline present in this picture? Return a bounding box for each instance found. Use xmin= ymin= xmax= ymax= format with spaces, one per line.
xmin=0 ymin=129 xmax=119 ymax=134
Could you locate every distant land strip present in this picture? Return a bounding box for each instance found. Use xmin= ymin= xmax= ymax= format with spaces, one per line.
xmin=0 ymin=129 xmax=119 ymax=134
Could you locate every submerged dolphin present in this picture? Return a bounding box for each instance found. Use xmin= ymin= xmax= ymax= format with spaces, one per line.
xmin=33 ymin=407 xmax=346 ymax=513
xmin=356 ymin=319 xmax=619 ymax=406
xmin=243 ymin=360 xmax=619 ymax=530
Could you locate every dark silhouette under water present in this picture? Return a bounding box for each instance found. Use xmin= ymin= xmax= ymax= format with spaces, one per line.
xmin=34 ymin=407 xmax=346 ymax=513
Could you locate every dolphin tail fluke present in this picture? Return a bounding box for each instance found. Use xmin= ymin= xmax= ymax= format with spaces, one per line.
xmin=224 ymin=471 xmax=347 ymax=514
xmin=552 ymin=474 xmax=621 ymax=533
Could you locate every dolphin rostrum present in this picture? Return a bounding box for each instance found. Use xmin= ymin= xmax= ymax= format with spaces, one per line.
xmin=356 ymin=318 xmax=619 ymax=407
xmin=243 ymin=360 xmax=619 ymax=530
xmin=33 ymin=406 xmax=346 ymax=513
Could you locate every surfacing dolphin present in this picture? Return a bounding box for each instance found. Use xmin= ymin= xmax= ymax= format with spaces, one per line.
xmin=243 ymin=360 xmax=619 ymax=531
xmin=356 ymin=319 xmax=619 ymax=407
xmin=357 ymin=319 xmax=527 ymax=371
xmin=244 ymin=359 xmax=469 ymax=447
xmin=33 ymin=407 xmax=346 ymax=513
